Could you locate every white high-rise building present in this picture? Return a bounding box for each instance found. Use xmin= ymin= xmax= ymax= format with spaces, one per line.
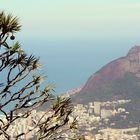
xmin=94 ymin=102 xmax=101 ymax=115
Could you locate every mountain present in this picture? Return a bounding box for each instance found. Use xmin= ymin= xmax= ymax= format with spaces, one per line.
xmin=73 ymin=46 xmax=140 ymax=103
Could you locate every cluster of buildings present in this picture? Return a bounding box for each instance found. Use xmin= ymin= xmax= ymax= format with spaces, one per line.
xmin=0 ymin=99 xmax=139 ymax=140
xmin=68 ymin=99 xmax=140 ymax=140
xmin=73 ymin=100 xmax=130 ymax=119
xmin=0 ymin=110 xmax=53 ymax=139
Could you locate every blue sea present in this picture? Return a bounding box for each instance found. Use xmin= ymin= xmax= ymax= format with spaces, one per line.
xmin=18 ymin=37 xmax=140 ymax=95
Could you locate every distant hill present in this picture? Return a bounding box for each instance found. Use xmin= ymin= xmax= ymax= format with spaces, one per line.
xmin=73 ymin=46 xmax=140 ymax=104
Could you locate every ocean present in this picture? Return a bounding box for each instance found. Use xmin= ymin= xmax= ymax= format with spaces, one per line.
xmin=18 ymin=37 xmax=140 ymax=95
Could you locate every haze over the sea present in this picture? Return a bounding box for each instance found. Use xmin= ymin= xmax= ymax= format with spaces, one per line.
xmin=1 ymin=0 xmax=140 ymax=94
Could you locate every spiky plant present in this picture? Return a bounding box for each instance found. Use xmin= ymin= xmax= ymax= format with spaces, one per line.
xmin=0 ymin=11 xmax=81 ymax=140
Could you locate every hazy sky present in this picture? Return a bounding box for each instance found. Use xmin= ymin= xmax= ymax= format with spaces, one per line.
xmin=1 ymin=1 xmax=140 ymax=93
xmin=1 ymin=0 xmax=140 ymax=39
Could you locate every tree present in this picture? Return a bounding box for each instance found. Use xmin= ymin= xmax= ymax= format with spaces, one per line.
xmin=0 ymin=11 xmax=79 ymax=140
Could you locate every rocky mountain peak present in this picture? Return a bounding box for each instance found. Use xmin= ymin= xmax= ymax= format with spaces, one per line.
xmin=79 ymin=46 xmax=140 ymax=98
xmin=127 ymin=46 xmax=140 ymax=56
xmin=127 ymin=46 xmax=140 ymax=61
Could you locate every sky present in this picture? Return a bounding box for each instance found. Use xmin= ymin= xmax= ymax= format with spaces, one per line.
xmin=1 ymin=1 xmax=140 ymax=93
xmin=1 ymin=0 xmax=140 ymax=39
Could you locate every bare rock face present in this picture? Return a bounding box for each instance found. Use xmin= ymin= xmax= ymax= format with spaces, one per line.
xmin=81 ymin=46 xmax=140 ymax=93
